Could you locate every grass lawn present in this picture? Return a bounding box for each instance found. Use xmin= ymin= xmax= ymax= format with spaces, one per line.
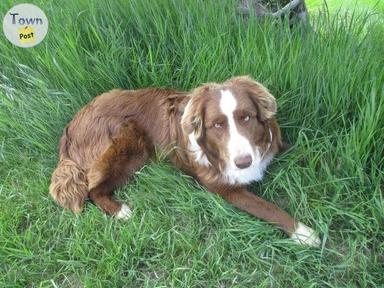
xmin=0 ymin=0 xmax=383 ymax=287
xmin=307 ymin=0 xmax=384 ymax=14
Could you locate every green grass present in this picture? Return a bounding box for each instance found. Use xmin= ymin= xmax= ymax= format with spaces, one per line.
xmin=307 ymin=0 xmax=384 ymax=14
xmin=1 ymin=0 xmax=384 ymax=287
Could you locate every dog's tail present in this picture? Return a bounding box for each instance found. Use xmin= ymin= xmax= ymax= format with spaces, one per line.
xmin=49 ymin=128 xmax=88 ymax=213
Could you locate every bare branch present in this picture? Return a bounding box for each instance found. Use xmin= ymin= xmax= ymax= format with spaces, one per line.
xmin=239 ymin=0 xmax=305 ymax=18
xmin=272 ymin=0 xmax=303 ymax=17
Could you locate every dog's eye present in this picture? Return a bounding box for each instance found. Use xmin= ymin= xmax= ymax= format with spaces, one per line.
xmin=243 ymin=115 xmax=250 ymax=122
xmin=214 ymin=123 xmax=222 ymax=129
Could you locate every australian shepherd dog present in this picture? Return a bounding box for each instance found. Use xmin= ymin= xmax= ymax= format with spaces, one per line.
xmin=50 ymin=76 xmax=320 ymax=246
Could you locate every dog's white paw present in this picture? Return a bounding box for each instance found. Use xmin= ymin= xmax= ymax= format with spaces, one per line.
xmin=115 ymin=204 xmax=132 ymax=220
xmin=291 ymin=222 xmax=321 ymax=247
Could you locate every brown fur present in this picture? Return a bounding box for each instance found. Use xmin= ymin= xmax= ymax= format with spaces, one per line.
xmin=50 ymin=159 xmax=88 ymax=213
xmin=50 ymin=76 xmax=298 ymax=236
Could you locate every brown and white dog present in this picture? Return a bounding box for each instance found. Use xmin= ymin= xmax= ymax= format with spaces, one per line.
xmin=50 ymin=76 xmax=320 ymax=246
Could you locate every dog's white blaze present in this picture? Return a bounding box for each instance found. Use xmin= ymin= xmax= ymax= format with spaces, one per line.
xmin=220 ymin=90 xmax=272 ymax=184
xmin=188 ymin=132 xmax=211 ymax=167
xmin=220 ymin=90 xmax=253 ymax=164
xmin=291 ymin=222 xmax=321 ymax=247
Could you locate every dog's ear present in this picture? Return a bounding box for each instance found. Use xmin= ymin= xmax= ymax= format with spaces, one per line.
xmin=226 ymin=75 xmax=276 ymax=121
xmin=181 ymin=86 xmax=209 ymax=137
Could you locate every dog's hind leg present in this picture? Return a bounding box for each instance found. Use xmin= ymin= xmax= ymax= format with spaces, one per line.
xmin=87 ymin=121 xmax=153 ymax=219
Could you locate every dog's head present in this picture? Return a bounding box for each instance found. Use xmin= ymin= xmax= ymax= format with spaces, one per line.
xmin=181 ymin=76 xmax=280 ymax=184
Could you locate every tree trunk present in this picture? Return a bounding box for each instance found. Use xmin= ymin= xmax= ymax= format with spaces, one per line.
xmin=238 ymin=0 xmax=310 ymax=28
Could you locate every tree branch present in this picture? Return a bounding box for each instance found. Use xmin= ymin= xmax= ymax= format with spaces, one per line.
xmin=271 ymin=0 xmax=302 ymax=17
xmin=239 ymin=0 xmax=305 ymax=18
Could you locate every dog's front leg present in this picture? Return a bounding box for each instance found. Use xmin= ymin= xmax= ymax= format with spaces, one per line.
xmin=203 ymin=182 xmax=320 ymax=247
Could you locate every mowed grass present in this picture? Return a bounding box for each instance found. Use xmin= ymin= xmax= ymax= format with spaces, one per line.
xmin=307 ymin=0 xmax=384 ymax=14
xmin=1 ymin=0 xmax=383 ymax=287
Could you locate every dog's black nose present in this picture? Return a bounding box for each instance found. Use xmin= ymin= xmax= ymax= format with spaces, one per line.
xmin=234 ymin=154 xmax=252 ymax=169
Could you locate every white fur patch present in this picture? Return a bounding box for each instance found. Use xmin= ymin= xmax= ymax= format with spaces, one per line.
xmin=220 ymin=90 xmax=272 ymax=185
xmin=182 ymin=96 xmax=211 ymax=167
xmin=188 ymin=132 xmax=211 ymax=167
xmin=224 ymin=154 xmax=273 ymax=184
xmin=291 ymin=222 xmax=321 ymax=247
xmin=115 ymin=204 xmax=132 ymax=220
